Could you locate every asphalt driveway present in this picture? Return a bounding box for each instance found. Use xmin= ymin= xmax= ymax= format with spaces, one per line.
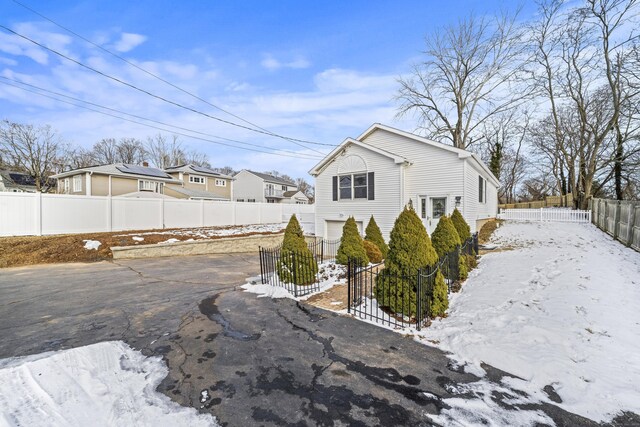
xmin=0 ymin=255 xmax=628 ymax=426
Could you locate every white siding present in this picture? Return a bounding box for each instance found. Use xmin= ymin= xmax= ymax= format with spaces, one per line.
xmin=232 ymin=170 xmax=265 ymax=202
xmin=463 ymin=160 xmax=499 ymax=232
xmin=314 ymin=143 xmax=402 ymax=241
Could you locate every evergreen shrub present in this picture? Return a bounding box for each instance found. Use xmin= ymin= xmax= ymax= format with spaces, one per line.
xmin=450 ymin=208 xmax=471 ymax=242
xmin=363 ymin=240 xmax=383 ymax=264
xmin=364 ymin=216 xmax=388 ymax=258
xmin=276 ymin=214 xmax=318 ymax=285
xmin=375 ymin=205 xmax=438 ymax=317
xmin=336 ymin=217 xmax=369 ymax=267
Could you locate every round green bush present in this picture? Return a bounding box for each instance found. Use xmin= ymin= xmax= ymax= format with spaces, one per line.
xmin=431 ymin=216 xmax=461 ymax=258
xmin=277 ymin=214 xmax=318 ymax=285
xmin=451 ymin=208 xmax=471 ymax=243
xmin=336 ymin=217 xmax=369 ymax=267
xmin=363 ymin=240 xmax=383 ymax=264
xmin=364 ymin=216 xmax=388 ymax=258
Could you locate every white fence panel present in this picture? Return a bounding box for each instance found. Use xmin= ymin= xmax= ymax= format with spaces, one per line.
xmin=0 ymin=193 xmax=316 ymax=236
xmin=164 ymin=199 xmax=202 ymax=229
xmin=0 ymin=193 xmax=37 ymax=236
xmin=203 ymin=202 xmax=234 ymax=227
xmin=112 ymin=197 xmax=162 ymax=231
xmin=498 ymin=208 xmax=591 ymax=223
xmin=42 ymin=194 xmax=109 ymax=235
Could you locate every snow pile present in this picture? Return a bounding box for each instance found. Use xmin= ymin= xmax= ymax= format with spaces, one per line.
xmin=0 ymin=341 xmax=218 ymax=427
xmin=241 ymin=262 xmax=347 ymax=301
xmin=132 ymin=236 xmax=144 ymax=242
xmin=82 ymin=240 xmax=101 ymax=250
xmin=420 ymin=222 xmax=640 ymax=422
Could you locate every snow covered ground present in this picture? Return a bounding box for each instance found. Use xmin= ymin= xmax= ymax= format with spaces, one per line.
xmin=117 ymin=223 xmax=288 ymax=240
xmin=419 ymin=221 xmax=640 ymax=423
xmin=0 ymin=341 xmax=217 ymax=427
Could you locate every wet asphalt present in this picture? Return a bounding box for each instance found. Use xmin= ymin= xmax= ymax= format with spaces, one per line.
xmin=0 ymin=254 xmax=636 ymax=426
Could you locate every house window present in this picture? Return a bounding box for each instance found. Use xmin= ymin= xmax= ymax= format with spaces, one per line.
xmin=189 ymin=175 xmax=205 ymax=184
xmin=339 ymin=175 xmax=352 ymax=199
xmin=139 ymin=180 xmax=163 ymax=193
xmin=248 ymin=198 xmax=256 ymax=202
xmin=281 ymin=185 xmax=287 ymax=190
xmin=215 ymin=179 xmax=226 ymax=187
xmin=479 ymin=176 xmax=486 ymax=203
xmin=339 ymin=173 xmax=368 ymax=200
xmin=267 ymin=199 xmax=275 ymax=203
xmin=237 ymin=198 xmax=244 ymax=202
xmin=63 ymin=178 xmax=69 ymax=193
xmin=73 ymin=175 xmax=82 ymax=192
xmin=421 ymin=198 xmax=427 ymax=219
xmin=432 ymin=197 xmax=447 ymax=219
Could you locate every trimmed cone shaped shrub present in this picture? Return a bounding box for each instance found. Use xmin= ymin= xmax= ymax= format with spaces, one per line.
xmin=458 ymin=255 xmax=468 ymax=281
xmin=375 ymin=205 xmax=438 ymax=317
xmin=336 ymin=217 xmax=369 ymax=267
xmin=429 ymin=271 xmax=449 ymax=317
xmin=364 ymin=216 xmax=388 ymax=258
xmin=431 ymin=216 xmax=461 ymax=258
xmin=451 ymin=208 xmax=471 ymax=242
xmin=277 ymin=214 xmax=318 ymax=285
xmin=363 ymin=240 xmax=383 ymax=264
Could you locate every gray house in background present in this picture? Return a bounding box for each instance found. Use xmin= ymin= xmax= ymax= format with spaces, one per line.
xmin=232 ymin=170 xmax=309 ymax=204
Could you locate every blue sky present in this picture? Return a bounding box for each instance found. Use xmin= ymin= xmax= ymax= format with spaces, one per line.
xmin=0 ymin=0 xmax=536 ymax=178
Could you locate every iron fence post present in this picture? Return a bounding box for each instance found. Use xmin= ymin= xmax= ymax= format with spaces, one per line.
xmin=321 ymin=238 xmax=324 ymax=262
xmin=416 ymin=271 xmax=422 ymax=331
xmin=347 ymin=258 xmax=351 ymax=313
xmin=259 ymin=247 xmax=265 ymax=284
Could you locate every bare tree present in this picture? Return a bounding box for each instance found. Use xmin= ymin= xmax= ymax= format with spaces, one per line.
xmin=397 ymin=10 xmax=529 ymax=149
xmin=213 ymin=166 xmax=236 ymax=176
xmin=116 ymin=138 xmax=146 ymax=164
xmin=295 ymin=177 xmax=315 ymax=202
xmin=0 ymin=120 xmax=62 ymax=192
xmin=145 ymin=134 xmax=183 ymax=168
xmin=92 ymin=138 xmax=120 ymax=164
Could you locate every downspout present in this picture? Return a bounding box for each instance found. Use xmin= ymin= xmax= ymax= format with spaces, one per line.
xmin=399 ymin=163 xmax=405 ymax=210
xmin=462 ymin=160 xmax=466 ymax=220
xmin=87 ymin=171 xmax=93 ymax=196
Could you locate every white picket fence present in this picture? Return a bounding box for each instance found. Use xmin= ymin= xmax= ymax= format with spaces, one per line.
xmin=0 ymin=192 xmax=315 ymax=237
xmin=498 ymin=208 xmax=591 ymax=223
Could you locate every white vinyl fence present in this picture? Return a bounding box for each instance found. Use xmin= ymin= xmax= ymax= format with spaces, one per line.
xmin=498 ymin=208 xmax=591 ymax=223
xmin=591 ymin=198 xmax=640 ymax=251
xmin=0 ymin=192 xmax=315 ymax=237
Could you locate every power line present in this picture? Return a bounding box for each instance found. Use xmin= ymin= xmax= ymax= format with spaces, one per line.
xmin=0 ymin=75 xmax=324 ymax=159
xmin=9 ymin=0 xmax=332 ymax=151
xmin=0 ymin=79 xmax=324 ymax=160
xmin=0 ymin=24 xmax=336 ymax=152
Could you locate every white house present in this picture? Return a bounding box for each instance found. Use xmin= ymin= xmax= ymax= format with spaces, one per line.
xmin=233 ymin=170 xmax=309 ymax=204
xmin=309 ymin=123 xmax=499 ymax=240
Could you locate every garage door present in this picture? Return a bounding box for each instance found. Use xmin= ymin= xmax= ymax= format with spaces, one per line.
xmin=325 ymin=220 xmax=363 ymax=240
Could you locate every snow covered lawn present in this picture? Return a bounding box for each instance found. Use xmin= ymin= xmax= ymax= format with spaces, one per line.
xmin=0 ymin=341 xmax=217 ymax=427
xmin=420 ymin=221 xmax=640 ymax=423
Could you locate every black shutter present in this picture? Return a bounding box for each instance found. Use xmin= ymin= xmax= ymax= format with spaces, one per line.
xmin=332 ymin=176 xmax=338 ymax=201
xmin=367 ymin=172 xmax=375 ymax=200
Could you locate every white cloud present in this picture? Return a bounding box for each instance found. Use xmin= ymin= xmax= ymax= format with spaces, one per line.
xmin=112 ymin=33 xmax=147 ymax=52
xmin=261 ymin=54 xmax=310 ymax=71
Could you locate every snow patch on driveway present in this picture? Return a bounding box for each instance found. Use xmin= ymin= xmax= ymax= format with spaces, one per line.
xmin=82 ymin=240 xmax=101 ymax=250
xmin=420 ymin=222 xmax=640 ymax=422
xmin=0 ymin=341 xmax=218 ymax=427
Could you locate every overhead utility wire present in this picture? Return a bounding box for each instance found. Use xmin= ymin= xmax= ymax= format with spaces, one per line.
xmin=0 ymin=80 xmax=323 ymax=160
xmin=0 ymin=25 xmax=335 ymax=153
xmin=0 ymin=76 xmax=323 ymax=159
xmin=9 ymin=0 xmax=331 ymax=151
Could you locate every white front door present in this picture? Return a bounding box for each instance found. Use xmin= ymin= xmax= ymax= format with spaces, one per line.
xmin=419 ymin=196 xmax=447 ymax=234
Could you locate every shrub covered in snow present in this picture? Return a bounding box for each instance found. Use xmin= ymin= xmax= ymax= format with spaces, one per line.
xmin=364 ymin=216 xmax=388 ymax=258
xmin=431 ymin=216 xmax=461 ymax=258
xmin=375 ymin=205 xmax=439 ymax=316
xmin=277 ymin=214 xmax=318 ymax=285
xmin=336 ymin=217 xmax=369 ymax=267
xmin=450 ymin=208 xmax=471 ymax=242
xmin=363 ymin=240 xmax=383 ymax=264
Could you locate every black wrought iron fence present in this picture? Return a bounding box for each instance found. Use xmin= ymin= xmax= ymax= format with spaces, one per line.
xmin=347 ymin=233 xmax=478 ymax=330
xmin=259 ymin=247 xmax=321 ymax=297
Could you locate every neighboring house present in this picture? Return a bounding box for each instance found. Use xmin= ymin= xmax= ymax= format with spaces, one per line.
xmin=0 ymin=170 xmax=38 ymax=193
xmin=233 ymin=170 xmax=308 ymax=204
xmin=164 ymin=164 xmax=233 ymax=201
xmin=52 ymin=163 xmax=182 ymax=196
xmin=309 ymin=123 xmax=499 ymax=240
